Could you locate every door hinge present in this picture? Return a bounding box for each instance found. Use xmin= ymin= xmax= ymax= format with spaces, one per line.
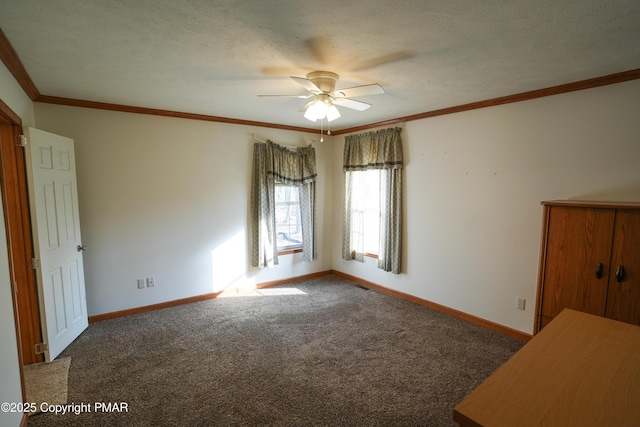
xmin=17 ymin=134 xmax=27 ymax=147
xmin=34 ymin=342 xmax=48 ymax=355
xmin=31 ymin=258 xmax=40 ymax=270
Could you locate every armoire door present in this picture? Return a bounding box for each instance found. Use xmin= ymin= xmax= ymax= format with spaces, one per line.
xmin=606 ymin=210 xmax=640 ymax=325
xmin=540 ymin=206 xmax=614 ymax=322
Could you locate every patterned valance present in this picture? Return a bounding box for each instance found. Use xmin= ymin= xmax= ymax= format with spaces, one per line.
xmin=343 ymin=127 xmax=403 ymax=171
xmin=265 ymin=140 xmax=317 ymax=185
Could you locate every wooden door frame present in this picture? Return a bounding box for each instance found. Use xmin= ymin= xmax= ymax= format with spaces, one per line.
xmin=0 ymin=99 xmax=43 ymax=373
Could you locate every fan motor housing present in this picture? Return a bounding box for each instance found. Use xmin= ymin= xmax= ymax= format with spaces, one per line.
xmin=306 ymin=71 xmax=339 ymax=93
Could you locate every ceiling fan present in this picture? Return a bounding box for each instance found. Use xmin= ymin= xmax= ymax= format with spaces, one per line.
xmin=258 ymin=70 xmax=385 ymax=122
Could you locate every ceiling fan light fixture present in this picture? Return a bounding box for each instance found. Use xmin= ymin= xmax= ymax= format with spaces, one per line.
xmin=326 ymin=104 xmax=340 ymax=122
xmin=303 ymin=100 xmax=322 ymax=121
xmin=303 ymin=98 xmax=340 ymax=122
xmin=303 ymin=108 xmax=317 ymax=122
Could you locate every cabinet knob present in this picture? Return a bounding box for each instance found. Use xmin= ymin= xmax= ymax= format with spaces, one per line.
xmin=615 ymin=265 xmax=625 ymax=283
xmin=595 ymin=263 xmax=603 ymax=279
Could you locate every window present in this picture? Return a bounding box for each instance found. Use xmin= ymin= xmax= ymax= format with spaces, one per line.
xmin=251 ymin=141 xmax=317 ymax=269
xmin=349 ymin=170 xmax=381 ymax=256
xmin=342 ymin=127 xmax=403 ymax=273
xmin=274 ymin=184 xmax=302 ymax=251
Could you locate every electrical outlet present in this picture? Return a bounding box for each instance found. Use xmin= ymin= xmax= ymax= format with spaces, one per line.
xmin=516 ymin=297 xmax=526 ymax=311
xmin=137 ymin=279 xmax=146 ymax=289
xmin=146 ymin=277 xmax=155 ymax=287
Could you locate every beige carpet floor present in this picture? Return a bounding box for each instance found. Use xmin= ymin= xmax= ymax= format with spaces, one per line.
xmin=24 ymin=357 xmax=71 ymax=414
xmin=28 ymin=275 xmax=524 ymax=426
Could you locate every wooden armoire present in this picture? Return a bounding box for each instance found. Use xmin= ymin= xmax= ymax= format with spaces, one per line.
xmin=534 ymin=200 xmax=640 ymax=333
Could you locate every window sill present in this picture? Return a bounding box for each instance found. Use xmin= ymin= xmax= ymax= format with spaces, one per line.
xmin=278 ymin=249 xmax=376 ymax=257
xmin=278 ymin=247 xmax=303 ymax=256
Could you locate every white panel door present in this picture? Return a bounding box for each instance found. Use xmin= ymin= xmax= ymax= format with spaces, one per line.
xmin=25 ymin=127 xmax=88 ymax=362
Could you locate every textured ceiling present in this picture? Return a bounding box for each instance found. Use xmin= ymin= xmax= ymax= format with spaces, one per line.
xmin=1 ymin=0 xmax=639 ymax=131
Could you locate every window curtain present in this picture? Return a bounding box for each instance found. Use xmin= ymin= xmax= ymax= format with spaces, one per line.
xmin=251 ymin=140 xmax=317 ymax=268
xmin=342 ymin=127 xmax=403 ymax=274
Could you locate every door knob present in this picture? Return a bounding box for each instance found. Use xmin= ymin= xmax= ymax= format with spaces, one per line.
xmin=77 ymin=245 xmax=87 ymax=252
xmin=615 ymin=265 xmax=625 ymax=283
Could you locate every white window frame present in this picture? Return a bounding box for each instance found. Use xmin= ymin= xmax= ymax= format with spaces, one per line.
xmin=274 ymin=183 xmax=303 ymax=252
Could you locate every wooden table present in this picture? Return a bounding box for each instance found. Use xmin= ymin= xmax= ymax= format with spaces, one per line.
xmin=453 ymin=309 xmax=640 ymax=427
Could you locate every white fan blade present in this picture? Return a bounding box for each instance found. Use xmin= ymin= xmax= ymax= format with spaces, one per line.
xmin=291 ymin=76 xmax=322 ymax=93
xmin=334 ymin=84 xmax=384 ymax=98
xmin=257 ymin=94 xmax=312 ymax=98
xmin=333 ymin=98 xmax=372 ymax=111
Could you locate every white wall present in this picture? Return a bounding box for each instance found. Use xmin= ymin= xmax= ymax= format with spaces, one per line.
xmin=33 ymin=104 xmax=333 ymax=316
xmin=0 ymin=63 xmax=35 ymax=125
xmin=332 ymin=79 xmax=640 ymax=334
xmin=0 ymin=62 xmax=34 ymax=427
xmin=0 ymin=201 xmax=24 ymax=427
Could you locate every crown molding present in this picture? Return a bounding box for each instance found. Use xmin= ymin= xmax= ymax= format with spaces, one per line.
xmin=0 ymin=28 xmax=40 ymax=100
xmin=35 ymin=95 xmax=322 ymax=134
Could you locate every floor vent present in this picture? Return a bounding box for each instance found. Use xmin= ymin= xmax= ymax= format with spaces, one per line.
xmin=355 ymin=284 xmax=369 ymax=291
